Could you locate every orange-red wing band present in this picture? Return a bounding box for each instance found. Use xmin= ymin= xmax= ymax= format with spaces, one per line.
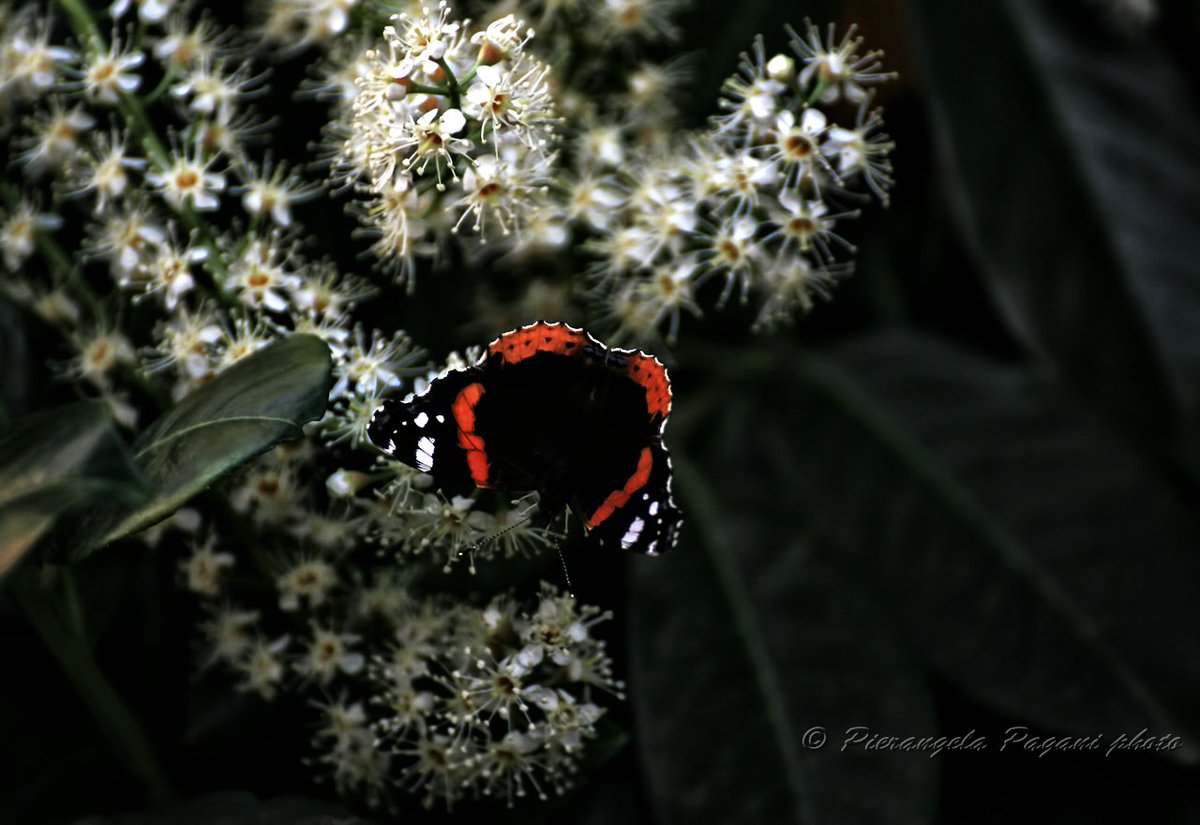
xmin=586 ymin=446 xmax=654 ymax=530
xmin=488 ymin=322 xmax=592 ymax=365
xmin=452 ymin=382 xmax=491 ymax=487
xmin=625 ymin=352 xmax=671 ymax=419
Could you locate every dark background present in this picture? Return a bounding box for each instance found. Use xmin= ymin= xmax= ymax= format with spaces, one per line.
xmin=3 ymin=0 xmax=1200 ymax=822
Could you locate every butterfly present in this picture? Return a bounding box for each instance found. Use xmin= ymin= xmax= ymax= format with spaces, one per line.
xmin=368 ymin=321 xmax=681 ymax=555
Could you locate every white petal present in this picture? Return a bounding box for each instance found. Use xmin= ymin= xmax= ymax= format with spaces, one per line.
xmin=263 ymin=290 xmax=289 ymax=313
xmin=801 ymin=107 xmax=827 ymax=135
xmin=243 ymin=190 xmax=263 ymax=215
xmin=192 ymin=191 xmax=218 ymax=211
xmin=475 ymin=64 xmax=502 ymax=87
xmin=339 ymin=652 xmax=365 ymax=674
xmin=271 ymin=202 xmax=292 ymax=228
xmin=440 ymin=108 xmax=466 ymax=134
xmin=748 ymin=92 xmax=776 ymax=120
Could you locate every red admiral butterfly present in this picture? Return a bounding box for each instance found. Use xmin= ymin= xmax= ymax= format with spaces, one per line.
xmin=368 ymin=321 xmax=681 ymax=556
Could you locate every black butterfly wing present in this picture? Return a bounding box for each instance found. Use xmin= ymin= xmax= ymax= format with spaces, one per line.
xmin=368 ymin=368 xmax=483 ymax=489
xmin=573 ymin=437 xmax=682 ymax=556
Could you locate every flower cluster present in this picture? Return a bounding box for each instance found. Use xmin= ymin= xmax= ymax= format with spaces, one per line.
xmin=1 ymin=0 xmax=895 ymax=813
xmin=333 ymin=4 xmax=557 ymax=283
xmin=187 ymin=527 xmax=617 ymax=812
xmin=577 ymin=25 xmax=896 ymax=340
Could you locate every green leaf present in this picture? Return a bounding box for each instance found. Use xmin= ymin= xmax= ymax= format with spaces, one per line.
xmin=630 ymin=457 xmax=937 ymax=825
xmin=71 ymin=791 xmax=379 ymax=824
xmin=0 ymin=296 xmax=34 ymax=423
xmin=912 ymin=0 xmax=1200 ymax=465
xmin=75 ymin=335 xmax=332 ymax=557
xmin=776 ymin=332 xmax=1200 ymax=759
xmin=0 ymin=402 xmax=145 ymax=579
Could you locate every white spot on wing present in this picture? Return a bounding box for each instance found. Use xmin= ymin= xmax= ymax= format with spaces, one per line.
xmin=416 ymin=436 xmax=436 ymax=471
xmin=621 ymin=517 xmax=645 ymax=550
xmin=414 ymin=411 xmax=429 ymax=428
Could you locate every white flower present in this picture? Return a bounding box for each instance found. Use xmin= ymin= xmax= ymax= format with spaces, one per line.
xmin=698 ymin=214 xmax=762 ymax=305
xmin=277 ymin=559 xmax=338 ymax=612
xmin=389 ymin=1 xmax=461 ymax=68
xmin=237 ymin=160 xmax=319 ymax=227
xmin=712 ymin=150 xmax=779 ymax=213
xmin=170 ymin=60 xmax=263 ymax=119
xmin=331 ymin=326 xmax=420 ymax=400
xmin=400 ymin=107 xmax=470 ymax=184
xmin=238 ymin=636 xmax=290 ymax=699
xmin=215 ymin=316 xmax=275 ymax=372
xmin=111 ymin=0 xmax=175 ymax=24
xmin=80 ymin=40 xmax=145 ymax=104
xmin=145 ymin=306 xmax=223 ymax=379
xmin=296 ymin=625 xmax=365 ymax=685
xmin=716 ymin=38 xmax=787 ymax=139
xmin=144 ymin=239 xmax=207 ymax=310
xmin=200 ymin=606 xmax=259 ymax=667
xmin=822 ymin=101 xmax=895 ymax=203
xmin=463 ymin=58 xmax=555 ymax=148
xmin=226 ymin=236 xmax=301 ymax=313
xmin=19 ymin=104 xmax=95 ymax=174
xmin=770 ymin=107 xmax=830 ymax=185
xmin=7 ymin=21 xmax=74 ymax=95
xmin=565 ymin=173 xmax=625 ymax=231
xmin=179 ymin=538 xmax=235 ymax=597
xmin=790 ymin=20 xmax=894 ymax=104
xmin=753 ymin=254 xmax=842 ymax=330
xmin=88 ymin=203 xmax=167 ymax=276
xmin=71 ymin=132 xmax=147 ymax=212
xmin=454 ymin=146 xmax=550 ymax=239
xmin=0 ymin=202 xmax=61 ymax=270
xmin=146 ymin=149 xmax=226 ymax=211
xmin=152 ymin=12 xmax=229 ymax=69
xmin=577 ymin=123 xmax=625 ymax=168
xmin=766 ymin=191 xmax=848 ymax=262
xmin=326 ymin=469 xmax=369 ymax=498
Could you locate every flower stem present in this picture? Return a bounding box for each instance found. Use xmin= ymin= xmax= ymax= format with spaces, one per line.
xmin=435 ymin=57 xmax=461 ymax=110
xmin=407 ymin=82 xmax=450 ymax=96
xmin=54 ymin=0 xmax=101 ymax=49
xmin=14 ymin=570 xmax=173 ymax=807
xmin=805 ymin=79 xmax=829 ymax=106
xmin=142 ymin=66 xmax=179 ymax=106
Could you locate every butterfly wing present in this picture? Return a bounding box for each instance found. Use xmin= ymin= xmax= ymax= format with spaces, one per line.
xmin=573 ymin=438 xmax=682 ymax=556
xmin=368 ymin=368 xmax=484 ymax=489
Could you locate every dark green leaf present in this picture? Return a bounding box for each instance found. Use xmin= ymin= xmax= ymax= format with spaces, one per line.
xmin=75 ymin=335 xmax=332 ymax=557
xmin=71 ymin=791 xmax=378 ymax=824
xmin=777 ymin=332 xmax=1200 ymax=760
xmin=913 ymin=0 xmax=1200 ymax=466
xmin=0 ymin=402 xmax=145 ymax=579
xmin=0 ymin=296 xmax=34 ymax=423
xmin=630 ymin=457 xmax=937 ymax=825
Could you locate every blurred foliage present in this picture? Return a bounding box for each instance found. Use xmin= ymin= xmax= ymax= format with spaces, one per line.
xmin=3 ymin=0 xmax=1200 ymax=822
xmin=69 ymin=335 xmax=332 ymax=558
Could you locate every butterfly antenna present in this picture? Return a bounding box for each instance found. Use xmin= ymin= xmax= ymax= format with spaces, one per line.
xmin=557 ymin=544 xmax=575 ymax=598
xmin=452 ymin=501 xmax=541 ymax=573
